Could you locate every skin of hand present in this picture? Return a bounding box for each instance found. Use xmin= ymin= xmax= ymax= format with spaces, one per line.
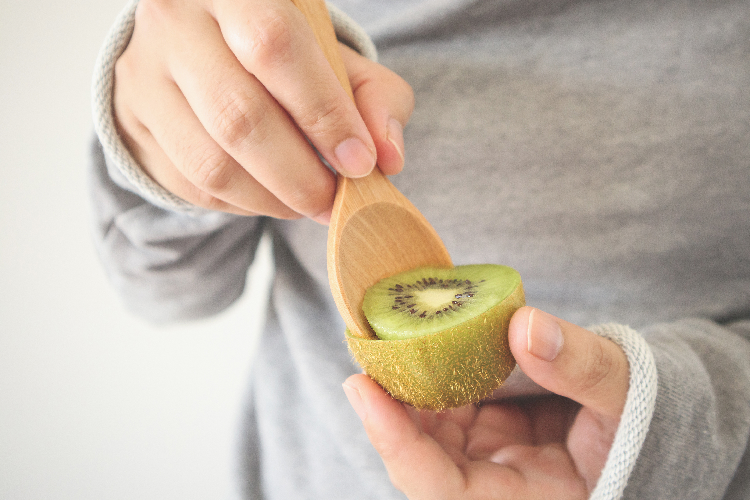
xmin=113 ymin=0 xmax=414 ymax=221
xmin=342 ymin=306 xmax=630 ymax=499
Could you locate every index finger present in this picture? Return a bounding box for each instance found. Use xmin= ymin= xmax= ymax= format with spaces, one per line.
xmin=343 ymin=374 xmax=524 ymax=500
xmin=215 ymin=0 xmax=377 ymax=178
xmin=343 ymin=374 xmax=464 ymax=499
xmin=159 ymin=1 xmax=337 ymax=220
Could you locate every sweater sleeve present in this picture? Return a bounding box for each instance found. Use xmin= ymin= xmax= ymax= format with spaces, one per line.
xmin=88 ymin=134 xmax=266 ymax=322
xmin=589 ymin=319 xmax=750 ymax=500
xmin=88 ymin=0 xmax=376 ymax=322
xmin=585 ymin=323 xmax=657 ymax=500
xmin=89 ymin=0 xmax=263 ymax=322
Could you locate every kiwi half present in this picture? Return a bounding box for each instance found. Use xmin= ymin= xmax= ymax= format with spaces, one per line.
xmin=346 ymin=264 xmax=524 ymax=411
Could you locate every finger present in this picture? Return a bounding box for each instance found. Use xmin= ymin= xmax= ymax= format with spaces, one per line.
xmin=114 ymin=37 xmax=301 ymax=218
xmin=157 ymin=2 xmax=337 ymax=221
xmin=215 ymin=0 xmax=377 ymax=178
xmin=508 ymin=307 xmax=629 ymax=419
xmin=408 ymin=406 xmax=478 ymax=468
xmin=566 ymin=406 xmax=617 ymax=491
xmin=114 ymin=106 xmax=258 ymax=216
xmin=489 ymin=444 xmax=588 ymax=498
xmin=344 ymin=375 xmax=576 ymax=500
xmin=520 ymin=396 xmax=581 ymax=445
xmin=437 ymin=403 xmax=478 ymax=433
xmin=131 ymin=84 xmax=300 ymax=218
xmin=465 ymin=403 xmax=533 ymax=460
xmin=342 ymin=45 xmax=415 ymax=175
xmin=342 ymin=374 xmax=465 ymax=499
xmin=408 ymin=403 xmax=476 ymax=438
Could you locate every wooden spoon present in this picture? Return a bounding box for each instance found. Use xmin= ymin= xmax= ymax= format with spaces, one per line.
xmin=292 ymin=0 xmax=453 ymax=339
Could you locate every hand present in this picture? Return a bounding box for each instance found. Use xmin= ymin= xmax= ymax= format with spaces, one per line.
xmin=113 ymin=0 xmax=413 ymax=220
xmin=342 ymin=306 xmax=630 ymax=499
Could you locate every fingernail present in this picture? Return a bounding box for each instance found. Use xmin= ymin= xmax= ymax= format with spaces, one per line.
xmin=386 ymin=118 xmax=405 ymax=168
xmin=335 ymin=137 xmax=376 ymax=178
xmin=342 ymin=381 xmax=367 ymax=421
xmin=527 ymin=309 xmax=564 ymax=362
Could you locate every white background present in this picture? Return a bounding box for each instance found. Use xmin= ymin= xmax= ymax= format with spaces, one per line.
xmin=0 ymin=1 xmax=271 ymax=498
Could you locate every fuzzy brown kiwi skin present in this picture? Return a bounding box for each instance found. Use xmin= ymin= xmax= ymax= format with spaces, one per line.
xmin=346 ymin=281 xmax=525 ymax=411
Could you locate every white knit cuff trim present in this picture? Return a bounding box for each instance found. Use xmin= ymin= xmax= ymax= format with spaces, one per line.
xmin=90 ymin=0 xmax=377 ymax=213
xmin=328 ymin=3 xmax=378 ymax=62
xmin=588 ymin=323 xmax=658 ymax=500
xmin=91 ymin=0 xmax=199 ymax=213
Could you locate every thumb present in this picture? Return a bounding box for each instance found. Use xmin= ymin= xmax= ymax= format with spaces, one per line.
xmin=508 ymin=307 xmax=629 ymax=419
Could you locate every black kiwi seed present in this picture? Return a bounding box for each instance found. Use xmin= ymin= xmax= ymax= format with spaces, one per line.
xmin=382 ymin=275 xmax=482 ymax=320
xmin=354 ymin=263 xmax=525 ymax=411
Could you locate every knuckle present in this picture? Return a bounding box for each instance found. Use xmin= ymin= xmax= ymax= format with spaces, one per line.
xmin=210 ymin=90 xmax=270 ymax=150
xmin=113 ymin=42 xmax=150 ymax=93
xmin=356 ymin=62 xmax=415 ymax=117
xmin=113 ymin=53 xmax=135 ymax=85
xmin=387 ymin=71 xmax=415 ymax=113
xmin=577 ymin=340 xmax=617 ymax=396
xmin=275 ymin=174 xmax=334 ymax=217
xmin=191 ymin=188 xmax=225 ymax=212
xmin=274 ymin=185 xmax=310 ymax=211
xmin=298 ymin=96 xmax=351 ymax=137
xmin=133 ymin=0 xmax=177 ymax=32
xmin=182 ymin=143 xmax=236 ymax=194
xmin=400 ymin=79 xmax=416 ymax=114
xmin=246 ymin=11 xmax=295 ymax=69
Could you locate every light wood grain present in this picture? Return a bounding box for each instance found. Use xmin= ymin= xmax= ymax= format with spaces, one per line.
xmin=292 ymin=0 xmax=453 ymax=339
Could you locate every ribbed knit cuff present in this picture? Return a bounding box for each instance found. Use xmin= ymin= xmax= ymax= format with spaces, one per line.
xmin=90 ymin=0 xmax=377 ymax=213
xmin=588 ymin=323 xmax=658 ymax=500
xmin=328 ymin=3 xmax=378 ymax=61
xmin=91 ymin=0 xmax=198 ymax=213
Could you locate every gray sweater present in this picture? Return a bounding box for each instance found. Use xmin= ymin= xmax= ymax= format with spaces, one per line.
xmin=90 ymin=0 xmax=750 ymax=498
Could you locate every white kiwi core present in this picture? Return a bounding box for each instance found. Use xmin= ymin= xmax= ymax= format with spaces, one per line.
xmin=416 ymin=288 xmax=463 ymax=309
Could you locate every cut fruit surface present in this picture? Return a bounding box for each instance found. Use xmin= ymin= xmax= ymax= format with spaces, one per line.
xmin=363 ymin=264 xmax=520 ymax=340
xmin=348 ymin=264 xmax=525 ymax=410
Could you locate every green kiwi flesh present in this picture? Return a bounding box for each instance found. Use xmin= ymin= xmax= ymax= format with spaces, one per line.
xmin=347 ymin=264 xmax=525 ymax=411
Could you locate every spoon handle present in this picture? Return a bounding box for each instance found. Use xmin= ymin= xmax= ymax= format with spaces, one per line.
xmin=290 ymin=0 xmax=396 ymax=194
xmin=291 ymin=0 xmax=351 ymax=93
xmin=293 ymin=0 xmax=453 ymax=338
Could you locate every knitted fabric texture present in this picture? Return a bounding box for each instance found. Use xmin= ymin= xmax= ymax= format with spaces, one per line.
xmin=91 ymin=0 xmax=197 ymax=213
xmin=589 ymin=323 xmax=658 ymax=499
